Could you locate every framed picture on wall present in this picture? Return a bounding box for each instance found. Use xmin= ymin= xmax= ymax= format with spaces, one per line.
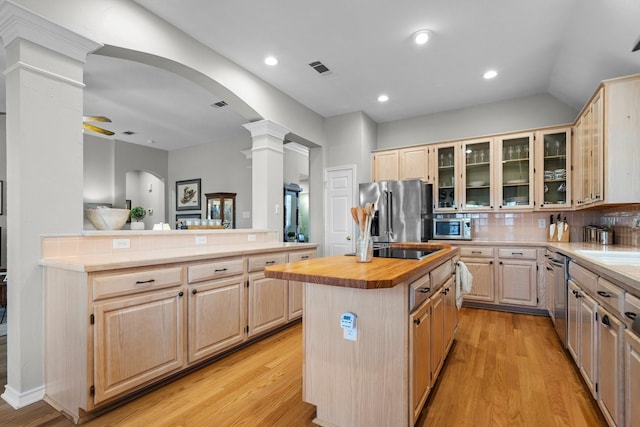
xmin=176 ymin=178 xmax=201 ymax=211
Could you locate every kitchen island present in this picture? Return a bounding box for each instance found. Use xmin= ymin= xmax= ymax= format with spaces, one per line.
xmin=265 ymin=243 xmax=459 ymax=427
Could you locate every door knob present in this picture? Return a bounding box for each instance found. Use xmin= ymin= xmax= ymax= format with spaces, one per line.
xmin=346 ymin=235 xmax=351 ymax=241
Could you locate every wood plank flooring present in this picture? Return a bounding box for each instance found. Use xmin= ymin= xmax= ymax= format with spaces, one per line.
xmin=0 ymin=308 xmax=607 ymax=426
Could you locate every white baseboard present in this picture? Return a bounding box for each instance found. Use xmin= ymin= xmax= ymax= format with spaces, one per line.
xmin=2 ymin=384 xmax=45 ymax=409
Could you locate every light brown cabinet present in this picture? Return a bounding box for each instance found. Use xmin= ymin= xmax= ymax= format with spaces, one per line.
xmin=372 ymin=150 xmax=399 ymax=181
xmin=442 ymin=275 xmax=457 ymax=354
xmin=93 ymin=287 xmax=185 ymax=404
xmin=410 ymin=297 xmax=432 ymax=424
xmin=496 ymin=132 xmax=535 ymax=210
xmin=567 ymin=279 xmax=598 ymax=398
xmin=434 ymin=142 xmax=460 ymax=212
xmin=460 ymin=247 xmax=495 ymax=303
xmin=461 ymin=138 xmax=494 ymax=210
xmin=598 ymin=305 xmax=625 ymax=427
xmin=399 ymin=145 xmax=433 ymax=182
xmin=625 ymin=330 xmax=640 ymax=426
xmin=497 ymin=248 xmax=538 ymax=307
xmin=287 ymin=250 xmax=316 ymax=320
xmin=44 ymin=245 xmax=316 ymax=423
xmin=535 ymin=127 xmax=571 ymax=210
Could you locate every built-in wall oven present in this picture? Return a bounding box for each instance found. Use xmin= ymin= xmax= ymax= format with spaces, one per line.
xmin=546 ymin=249 xmax=569 ymax=346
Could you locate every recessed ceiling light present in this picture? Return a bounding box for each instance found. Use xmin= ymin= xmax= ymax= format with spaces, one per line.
xmin=264 ymin=56 xmax=278 ymax=66
xmin=483 ymin=70 xmax=498 ymax=79
xmin=412 ymin=29 xmax=431 ymax=45
xmin=378 ymin=94 xmax=389 ymax=103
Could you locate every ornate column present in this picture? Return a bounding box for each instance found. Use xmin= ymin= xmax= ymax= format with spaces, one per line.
xmin=0 ymin=1 xmax=101 ymax=408
xmin=243 ymin=120 xmax=289 ymax=235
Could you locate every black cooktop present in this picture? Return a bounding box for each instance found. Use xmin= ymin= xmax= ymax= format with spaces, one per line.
xmin=373 ymin=247 xmax=441 ymax=260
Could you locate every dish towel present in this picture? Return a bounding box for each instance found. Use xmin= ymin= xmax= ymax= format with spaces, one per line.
xmin=456 ymin=261 xmax=473 ymax=310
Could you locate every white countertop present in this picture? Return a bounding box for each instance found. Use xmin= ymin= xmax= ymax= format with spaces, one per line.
xmin=40 ymin=242 xmax=318 ymax=273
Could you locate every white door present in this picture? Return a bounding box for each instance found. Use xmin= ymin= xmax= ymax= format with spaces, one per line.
xmin=324 ymin=166 xmax=356 ymax=256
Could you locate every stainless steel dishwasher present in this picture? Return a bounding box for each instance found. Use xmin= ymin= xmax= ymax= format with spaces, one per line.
xmin=546 ymin=249 xmax=569 ymax=346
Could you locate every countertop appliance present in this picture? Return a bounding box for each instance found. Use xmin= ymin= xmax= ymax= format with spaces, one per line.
xmin=359 ymin=179 xmax=433 ymax=244
xmin=433 ymin=218 xmax=472 ymax=240
xmin=546 ymin=249 xmax=569 ymax=346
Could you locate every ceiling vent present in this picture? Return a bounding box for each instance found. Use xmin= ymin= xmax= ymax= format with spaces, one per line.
xmin=309 ymin=61 xmax=331 ymax=75
xmin=211 ymin=100 xmax=228 ymax=108
xmin=122 ymin=130 xmax=136 ymax=135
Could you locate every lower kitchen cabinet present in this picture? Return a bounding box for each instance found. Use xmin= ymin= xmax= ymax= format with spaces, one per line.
xmin=410 ymin=297 xmax=432 ymax=424
xmin=442 ymin=275 xmax=457 ymax=353
xmin=187 ymin=276 xmax=246 ymax=363
xmin=93 ymin=287 xmax=185 ymax=404
xmin=430 ymin=288 xmax=445 ymax=381
xmin=567 ymin=279 xmax=598 ymax=398
xmin=248 ymin=272 xmax=288 ymax=336
xmin=625 ymin=330 xmax=640 ymax=426
xmin=497 ymin=250 xmax=537 ymax=307
xmin=287 ymin=250 xmax=317 ymax=320
xmin=460 ymin=246 xmax=495 ymax=303
xmin=598 ymin=305 xmax=625 ymax=427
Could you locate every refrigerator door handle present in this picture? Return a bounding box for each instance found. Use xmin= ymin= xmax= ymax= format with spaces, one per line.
xmin=387 ymin=190 xmax=394 ymax=238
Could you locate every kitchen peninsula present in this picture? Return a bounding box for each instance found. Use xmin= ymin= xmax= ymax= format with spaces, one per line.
xmin=265 ymin=243 xmax=460 ymax=427
xmin=39 ymin=229 xmax=317 ymax=424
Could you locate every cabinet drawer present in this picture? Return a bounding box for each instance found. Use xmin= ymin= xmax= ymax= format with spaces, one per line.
xmin=288 ymin=250 xmax=316 ymax=263
xmin=624 ymin=293 xmax=640 ymax=327
xmin=596 ymin=277 xmax=625 ymax=316
xmin=569 ymin=262 xmax=597 ymax=295
xmin=459 ymin=247 xmax=494 ymax=257
xmin=431 ymin=259 xmax=455 ymax=288
xmin=92 ymin=267 xmax=184 ymax=300
xmin=188 ymin=258 xmax=244 ymax=283
xmin=248 ymin=252 xmax=288 ymax=272
xmin=497 ymin=248 xmax=537 ymax=260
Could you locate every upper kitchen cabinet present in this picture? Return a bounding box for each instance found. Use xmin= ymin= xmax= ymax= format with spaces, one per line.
xmin=434 ymin=143 xmax=461 ymax=212
xmin=372 ymin=150 xmax=399 ymax=181
xmin=496 ymin=132 xmax=534 ymax=210
xmin=574 ymin=74 xmax=640 ymax=208
xmin=399 ymin=145 xmax=434 ymax=183
xmin=461 ymin=138 xmax=494 ymax=210
xmin=535 ymin=127 xmax=571 ymax=210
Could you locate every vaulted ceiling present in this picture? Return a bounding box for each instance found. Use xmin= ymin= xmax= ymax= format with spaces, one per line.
xmin=3 ymin=1 xmax=640 ymax=151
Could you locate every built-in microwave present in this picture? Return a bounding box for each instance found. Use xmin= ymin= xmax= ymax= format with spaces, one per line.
xmin=433 ymin=218 xmax=472 ymax=240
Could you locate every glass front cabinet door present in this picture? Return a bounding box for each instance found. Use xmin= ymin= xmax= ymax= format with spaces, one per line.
xmin=496 ymin=132 xmax=534 ymax=210
xmin=535 ymin=127 xmax=571 ymax=210
xmin=434 ymin=143 xmax=459 ymax=212
xmin=205 ymin=192 xmax=236 ymax=228
xmin=461 ymin=138 xmax=494 ymax=210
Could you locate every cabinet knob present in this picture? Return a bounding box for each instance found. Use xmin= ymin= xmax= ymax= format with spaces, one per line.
xmin=192 ymin=289 xmax=198 ymax=295
xmin=597 ymin=291 xmax=611 ymax=298
xmin=414 ymin=319 xmax=421 ymax=326
xmin=135 ymin=279 xmax=155 ymax=285
xmin=625 ymin=311 xmax=637 ymax=320
xmin=178 ymin=291 xmax=184 ymax=297
xmin=601 ymin=315 xmax=611 ymax=327
xmin=214 ymin=268 xmax=228 ymax=272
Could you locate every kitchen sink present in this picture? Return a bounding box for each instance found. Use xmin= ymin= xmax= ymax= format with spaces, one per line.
xmin=576 ymin=249 xmax=640 ymax=265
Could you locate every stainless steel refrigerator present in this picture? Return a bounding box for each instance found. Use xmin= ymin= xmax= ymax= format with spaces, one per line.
xmin=359 ymin=179 xmax=433 ymax=244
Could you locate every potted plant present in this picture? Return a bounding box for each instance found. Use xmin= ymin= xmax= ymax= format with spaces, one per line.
xmin=130 ymin=206 xmax=146 ymax=230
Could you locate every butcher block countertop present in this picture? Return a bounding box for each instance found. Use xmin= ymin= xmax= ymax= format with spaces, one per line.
xmin=264 ymin=242 xmax=458 ymax=289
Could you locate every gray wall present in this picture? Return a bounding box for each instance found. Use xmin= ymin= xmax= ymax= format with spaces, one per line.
xmin=168 ymin=137 xmax=253 ymax=228
xmin=377 ymin=93 xmax=579 ymax=150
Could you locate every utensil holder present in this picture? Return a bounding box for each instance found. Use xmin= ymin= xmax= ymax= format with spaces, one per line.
xmin=356 ymin=236 xmax=373 ymax=263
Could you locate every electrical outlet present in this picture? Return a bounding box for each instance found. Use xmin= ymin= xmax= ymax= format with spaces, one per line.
xmin=195 ymin=235 xmax=207 ymax=245
xmin=112 ymin=238 xmax=130 ymax=249
xmin=344 ymin=328 xmax=358 ymax=341
xmin=538 ymin=218 xmax=546 ymax=228
xmin=247 ymin=234 xmax=256 ymax=242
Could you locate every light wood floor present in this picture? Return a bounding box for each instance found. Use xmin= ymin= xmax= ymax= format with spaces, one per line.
xmin=0 ymin=308 xmax=606 ymax=426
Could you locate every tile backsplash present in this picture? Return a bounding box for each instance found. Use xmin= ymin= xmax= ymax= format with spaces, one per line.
xmin=600 ymin=204 xmax=640 ymax=246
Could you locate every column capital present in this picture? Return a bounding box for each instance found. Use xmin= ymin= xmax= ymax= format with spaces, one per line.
xmin=0 ymin=0 xmax=102 ymax=62
xmin=243 ymin=120 xmax=290 ymax=140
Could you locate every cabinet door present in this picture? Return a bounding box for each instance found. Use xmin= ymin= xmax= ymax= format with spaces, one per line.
xmin=567 ymin=280 xmax=580 ymax=362
xmin=410 ymin=298 xmax=431 ymax=424
xmin=372 ymin=151 xmax=399 ymax=181
xmin=442 ymin=276 xmax=457 ymax=354
xmin=579 ymin=292 xmax=598 ymax=398
xmin=93 ymin=288 xmax=185 ymax=404
xmin=461 ymin=256 xmax=495 ymax=302
xmin=248 ymin=272 xmax=288 ymax=337
xmin=496 ymin=132 xmax=534 ymax=210
xmin=597 ymin=306 xmax=624 ymax=427
xmin=430 ymin=289 xmax=445 ymax=381
xmin=498 ymin=259 xmax=537 ymax=307
xmin=187 ymin=277 xmax=246 ymax=363
xmin=536 ymin=128 xmax=571 ymax=209
xmin=399 ymin=146 xmax=429 ymax=181
xmin=546 ymin=262 xmax=556 ymax=322
xmin=625 ymin=330 xmax=640 ymax=427
xmin=461 ymin=138 xmax=494 ymax=210
xmin=434 ymin=143 xmax=460 ymax=212
xmin=287 ymin=250 xmax=316 ymax=320
xmin=590 ymin=89 xmax=604 ymax=204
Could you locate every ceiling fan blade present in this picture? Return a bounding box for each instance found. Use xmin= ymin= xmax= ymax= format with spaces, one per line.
xmin=83 ymin=122 xmax=115 ymax=136
xmin=83 ymin=115 xmax=112 ymax=123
